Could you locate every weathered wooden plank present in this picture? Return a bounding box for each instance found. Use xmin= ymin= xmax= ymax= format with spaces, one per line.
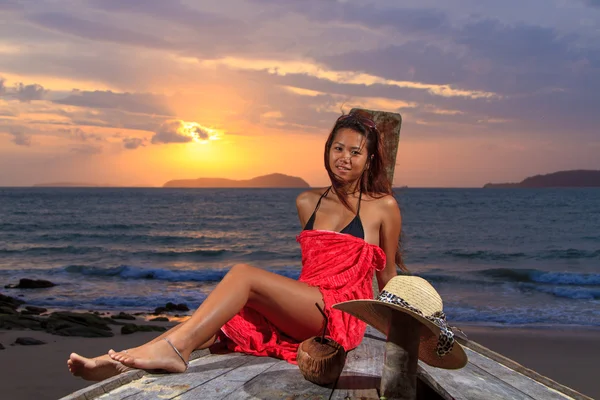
xmin=221 ymin=358 xmax=332 ymax=400
xmin=331 ymin=327 xmax=383 ymax=400
xmin=60 ymin=349 xmax=211 ymax=400
xmin=60 ymin=367 xmax=145 ymax=400
xmin=175 ymin=356 xmax=280 ymax=400
xmin=465 ymin=348 xmax=573 ymax=400
xmin=101 ymin=352 xmax=249 ymax=400
xmin=420 ymin=359 xmax=536 ymax=400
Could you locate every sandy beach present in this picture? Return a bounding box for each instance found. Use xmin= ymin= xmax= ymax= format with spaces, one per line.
xmin=0 ymin=323 xmax=598 ymax=400
xmin=0 ymin=325 xmax=174 ymax=400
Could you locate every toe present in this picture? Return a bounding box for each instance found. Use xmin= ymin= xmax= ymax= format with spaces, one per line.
xmin=119 ymin=356 xmax=137 ymax=368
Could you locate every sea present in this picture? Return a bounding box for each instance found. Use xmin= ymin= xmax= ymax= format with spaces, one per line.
xmin=0 ymin=187 xmax=598 ymax=328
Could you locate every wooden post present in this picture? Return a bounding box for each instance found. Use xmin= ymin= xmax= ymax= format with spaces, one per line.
xmin=380 ymin=316 xmax=420 ymax=400
xmin=348 ymin=109 xmax=415 ymax=399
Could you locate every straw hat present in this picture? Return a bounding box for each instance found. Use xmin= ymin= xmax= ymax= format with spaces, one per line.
xmin=332 ymin=275 xmax=467 ymax=369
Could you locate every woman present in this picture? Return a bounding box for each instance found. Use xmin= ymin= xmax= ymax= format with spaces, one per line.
xmin=68 ymin=112 xmax=405 ymax=381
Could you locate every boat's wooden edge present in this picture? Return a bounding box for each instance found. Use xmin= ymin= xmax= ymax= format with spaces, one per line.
xmin=59 ymin=348 xmax=211 ymax=400
xmin=456 ymin=336 xmax=593 ymax=400
xmin=60 ymin=334 xmax=593 ymax=400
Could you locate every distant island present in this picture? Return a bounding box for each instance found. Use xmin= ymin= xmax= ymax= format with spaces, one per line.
xmin=483 ymin=170 xmax=600 ymax=188
xmin=163 ymin=173 xmax=310 ymax=188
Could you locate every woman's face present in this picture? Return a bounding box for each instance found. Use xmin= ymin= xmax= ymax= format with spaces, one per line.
xmin=328 ymin=128 xmax=369 ymax=183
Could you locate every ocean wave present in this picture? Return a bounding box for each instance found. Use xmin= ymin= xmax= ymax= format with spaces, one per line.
xmin=443 ymin=249 xmax=527 ymax=261
xmin=442 ymin=248 xmax=600 ymax=261
xmin=33 ymin=232 xmax=206 ymax=245
xmin=133 ymin=248 xmax=230 ymax=258
xmin=527 ymin=285 xmax=600 ymax=300
xmin=0 ymin=245 xmax=105 ymax=255
xmin=63 ymin=264 xmax=301 ymax=282
xmin=537 ymin=249 xmax=600 ymax=260
xmin=478 ymin=268 xmax=600 ymax=286
xmin=446 ymin=306 xmax=599 ymax=326
xmin=24 ymin=294 xmax=205 ymax=310
xmin=416 ymin=268 xmax=600 ymax=301
xmin=0 ymin=245 xmax=288 ymax=262
xmin=418 ymin=272 xmax=485 ymax=286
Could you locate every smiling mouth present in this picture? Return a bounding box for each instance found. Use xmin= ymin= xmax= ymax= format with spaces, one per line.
xmin=336 ymin=165 xmax=351 ymax=172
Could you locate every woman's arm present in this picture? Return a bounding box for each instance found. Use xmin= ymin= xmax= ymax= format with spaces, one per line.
xmin=376 ymin=195 xmax=402 ymax=292
xmin=295 ymin=190 xmax=314 ymax=228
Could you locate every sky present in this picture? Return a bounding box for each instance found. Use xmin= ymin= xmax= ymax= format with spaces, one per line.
xmin=1 ymin=0 xmax=599 ymax=188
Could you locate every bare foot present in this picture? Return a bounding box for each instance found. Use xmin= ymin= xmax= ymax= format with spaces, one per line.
xmin=67 ymin=353 xmax=133 ymax=381
xmin=108 ymin=339 xmax=188 ymax=372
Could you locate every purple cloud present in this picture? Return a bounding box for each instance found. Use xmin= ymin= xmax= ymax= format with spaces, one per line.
xmin=54 ymin=90 xmax=172 ymax=116
xmin=151 ymin=120 xmax=192 ymax=144
xmin=26 ymin=11 xmax=170 ymax=49
xmin=123 ymin=137 xmax=145 ymax=149
xmin=1 ymin=125 xmax=32 ymax=146
xmin=0 ymin=79 xmax=47 ymax=102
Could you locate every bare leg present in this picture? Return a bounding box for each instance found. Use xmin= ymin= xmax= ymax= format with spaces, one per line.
xmin=109 ymin=264 xmax=324 ymax=372
xmin=68 ymin=318 xmax=217 ymax=381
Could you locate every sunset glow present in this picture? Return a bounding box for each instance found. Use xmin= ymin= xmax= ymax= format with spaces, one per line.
xmin=0 ymin=1 xmax=599 ymax=187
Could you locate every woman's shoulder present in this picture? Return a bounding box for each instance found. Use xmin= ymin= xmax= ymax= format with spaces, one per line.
xmin=363 ymin=191 xmax=396 ymax=203
xmin=363 ymin=192 xmax=399 ymax=212
xmin=296 ymin=187 xmax=329 ymax=209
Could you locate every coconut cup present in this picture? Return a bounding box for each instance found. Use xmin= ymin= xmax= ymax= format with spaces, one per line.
xmin=297 ymin=335 xmax=347 ymax=385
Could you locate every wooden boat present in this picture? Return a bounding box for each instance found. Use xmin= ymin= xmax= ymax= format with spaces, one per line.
xmin=59 ymin=326 xmax=591 ymax=400
xmin=60 ymin=109 xmax=593 ymax=400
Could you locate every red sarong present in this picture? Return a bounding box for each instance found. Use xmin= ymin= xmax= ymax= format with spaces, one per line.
xmin=217 ymin=230 xmax=386 ymax=364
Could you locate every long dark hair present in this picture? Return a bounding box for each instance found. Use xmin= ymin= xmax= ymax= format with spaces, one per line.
xmin=323 ymin=112 xmax=408 ymax=273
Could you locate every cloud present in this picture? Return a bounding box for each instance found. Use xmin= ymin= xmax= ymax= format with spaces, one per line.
xmin=14 ymin=82 xmax=47 ymax=102
xmin=202 ymin=57 xmax=497 ymax=99
xmin=25 ymin=11 xmax=170 ymax=49
xmin=54 ymin=90 xmax=172 ymax=116
xmin=151 ymin=120 xmax=193 ymax=144
xmin=0 ymin=79 xmax=48 ymax=102
xmin=55 ymin=107 xmax=168 ymax=132
xmin=0 ymin=124 xmax=32 ymax=146
xmin=123 ymin=137 xmax=145 ymax=149
xmin=150 ymin=120 xmax=220 ymax=144
xmin=88 ymin=0 xmax=245 ymax=32
xmin=190 ymin=125 xmax=209 ymax=140
xmin=247 ymin=0 xmax=450 ymax=36
xmin=0 ymin=79 xmax=172 ymax=135
xmin=12 ymin=131 xmax=32 ymax=146
xmin=58 ymin=127 xmax=104 ymax=142
xmin=319 ymin=42 xmax=468 ymax=87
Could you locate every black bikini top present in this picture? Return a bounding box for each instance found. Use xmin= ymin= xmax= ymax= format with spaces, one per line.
xmin=303 ymin=186 xmax=365 ymax=239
